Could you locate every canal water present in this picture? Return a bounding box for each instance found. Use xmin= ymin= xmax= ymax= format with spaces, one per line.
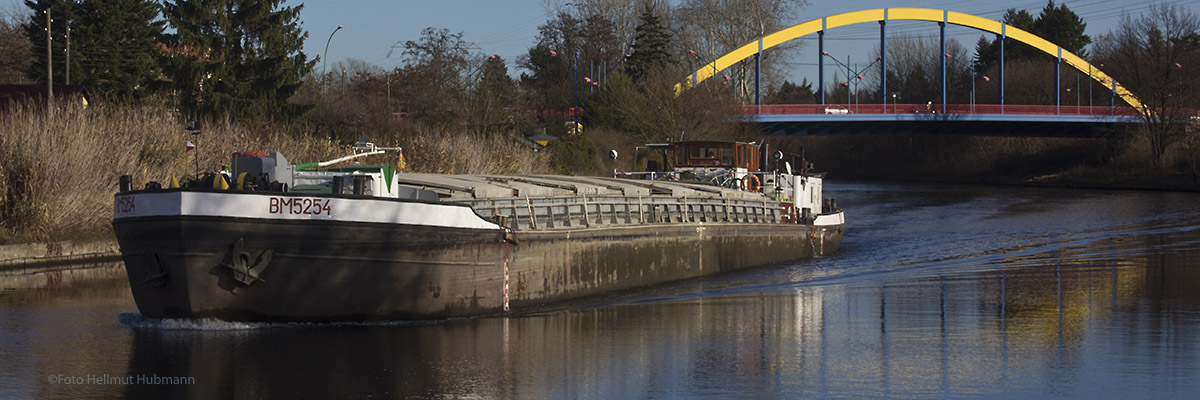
xmin=3 ymin=182 xmax=1200 ymax=399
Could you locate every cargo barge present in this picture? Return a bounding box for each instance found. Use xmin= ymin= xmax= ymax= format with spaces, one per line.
xmin=112 ymin=140 xmax=843 ymax=321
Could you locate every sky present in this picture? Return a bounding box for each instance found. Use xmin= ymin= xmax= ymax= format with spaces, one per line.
xmin=293 ymin=0 xmax=1197 ymax=83
xmin=3 ymin=0 xmax=1196 ymax=84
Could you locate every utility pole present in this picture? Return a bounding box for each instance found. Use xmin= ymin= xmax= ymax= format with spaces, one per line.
xmin=46 ymin=9 xmax=53 ymax=114
xmin=65 ymin=25 xmax=70 ymax=85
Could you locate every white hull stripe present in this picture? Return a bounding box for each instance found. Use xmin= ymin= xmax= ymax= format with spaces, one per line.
xmin=114 ymin=191 xmax=502 ymax=230
xmin=814 ymin=211 xmax=845 ymax=227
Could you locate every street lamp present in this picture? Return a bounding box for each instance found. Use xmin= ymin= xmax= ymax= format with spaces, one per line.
xmin=822 ymin=52 xmax=879 ymax=113
xmin=892 ymin=93 xmax=898 ymax=113
xmin=322 ymin=25 xmax=343 ymax=91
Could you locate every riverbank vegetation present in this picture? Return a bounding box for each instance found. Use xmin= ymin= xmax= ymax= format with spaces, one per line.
xmin=0 ymin=1 xmax=1197 ymax=244
xmin=0 ymin=100 xmax=547 ymax=244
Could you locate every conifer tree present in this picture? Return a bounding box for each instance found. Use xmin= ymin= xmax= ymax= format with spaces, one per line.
xmin=972 ymin=1 xmax=1090 ymax=71
xmin=161 ymin=0 xmax=314 ymax=122
xmin=765 ymin=79 xmax=816 ymax=104
xmin=1033 ymin=0 xmax=1091 ymax=57
xmin=23 ymin=0 xmax=164 ymax=100
xmin=471 ymin=55 xmax=518 ymax=134
xmin=75 ymin=0 xmax=165 ymax=99
xmin=625 ymin=3 xmax=673 ymax=84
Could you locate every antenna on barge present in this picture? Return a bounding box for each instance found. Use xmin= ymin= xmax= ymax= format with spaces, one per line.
xmin=353 ymin=136 xmax=402 ymax=154
xmin=294 ymin=137 xmax=403 ymax=170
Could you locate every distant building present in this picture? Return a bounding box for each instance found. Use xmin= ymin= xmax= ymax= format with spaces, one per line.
xmin=0 ymin=85 xmax=92 ymax=112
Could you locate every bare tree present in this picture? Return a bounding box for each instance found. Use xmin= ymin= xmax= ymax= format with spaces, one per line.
xmin=588 ymin=64 xmax=744 ymax=144
xmin=675 ymin=0 xmax=808 ymax=103
xmin=0 ymin=7 xmax=32 ymax=84
xmin=391 ymin=28 xmax=475 ymax=130
xmin=1092 ymin=3 xmax=1200 ymax=170
xmin=866 ymin=33 xmax=971 ymax=107
xmin=547 ymin=0 xmax=642 ymax=52
xmin=519 ymin=10 xmax=623 ymax=112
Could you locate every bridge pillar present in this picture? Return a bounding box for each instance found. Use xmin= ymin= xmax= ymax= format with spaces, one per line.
xmin=880 ymin=12 xmax=887 ymax=107
xmin=999 ymin=26 xmax=1006 ymax=112
xmin=940 ymin=12 xmax=947 ymax=114
xmin=818 ymin=26 xmax=825 ymax=105
xmin=1055 ymin=47 xmax=1061 ymax=114
xmin=756 ymin=38 xmax=762 ymax=106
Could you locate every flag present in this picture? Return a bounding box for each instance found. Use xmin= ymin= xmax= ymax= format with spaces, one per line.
xmin=186 ymin=141 xmax=195 ymax=152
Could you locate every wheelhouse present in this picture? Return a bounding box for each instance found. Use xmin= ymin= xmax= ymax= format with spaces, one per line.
xmin=671 ymin=141 xmax=761 ymax=171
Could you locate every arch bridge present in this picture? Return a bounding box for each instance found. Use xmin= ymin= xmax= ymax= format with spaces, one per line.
xmin=676 ymin=8 xmax=1145 ymax=137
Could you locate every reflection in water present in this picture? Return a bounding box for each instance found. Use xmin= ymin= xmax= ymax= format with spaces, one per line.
xmin=3 ymin=182 xmax=1200 ymax=398
xmin=116 ymin=257 xmax=1200 ymax=399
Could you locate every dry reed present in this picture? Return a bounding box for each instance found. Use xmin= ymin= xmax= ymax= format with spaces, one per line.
xmin=0 ymin=102 xmax=547 ymax=243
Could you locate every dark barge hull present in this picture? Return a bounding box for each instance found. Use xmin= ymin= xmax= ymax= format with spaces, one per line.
xmin=114 ymin=205 xmax=842 ymax=322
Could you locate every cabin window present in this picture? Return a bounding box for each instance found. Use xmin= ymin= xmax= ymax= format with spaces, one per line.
xmin=687 ymin=146 xmax=721 ymax=166
xmin=691 ymin=146 xmax=718 ymax=159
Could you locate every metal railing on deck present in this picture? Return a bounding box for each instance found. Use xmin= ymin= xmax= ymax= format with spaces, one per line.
xmin=457 ymin=195 xmax=781 ymax=231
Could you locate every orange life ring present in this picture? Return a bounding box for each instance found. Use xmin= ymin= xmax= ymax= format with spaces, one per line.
xmin=741 ymin=174 xmax=761 ymax=193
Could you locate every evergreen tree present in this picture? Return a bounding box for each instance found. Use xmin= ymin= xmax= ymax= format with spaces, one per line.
xmin=765 ymin=79 xmax=815 ymax=104
xmin=73 ymin=0 xmax=165 ymax=100
xmin=162 ymin=0 xmax=314 ymax=122
xmin=519 ymin=45 xmax=572 ymax=108
xmin=471 ymin=55 xmax=519 ymax=134
xmin=1001 ymin=8 xmax=1038 ymax=60
xmin=625 ymin=3 xmax=673 ymax=84
xmin=1033 ymin=0 xmax=1091 ymax=57
xmin=972 ymin=35 xmax=993 ymax=76
xmin=1004 ymin=8 xmax=1036 ymax=30
xmin=973 ymin=1 xmax=1091 ymax=71
xmin=478 ymin=56 xmax=514 ymax=99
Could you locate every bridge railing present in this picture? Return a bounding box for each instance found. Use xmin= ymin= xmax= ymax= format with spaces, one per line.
xmin=742 ymin=104 xmax=1143 ymax=116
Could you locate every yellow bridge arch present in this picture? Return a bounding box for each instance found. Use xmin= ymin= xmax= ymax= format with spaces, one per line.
xmin=676 ymin=8 xmax=1142 ymax=110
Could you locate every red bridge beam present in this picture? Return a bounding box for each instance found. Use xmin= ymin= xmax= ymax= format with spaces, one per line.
xmin=743 ymin=104 xmax=1145 ymax=116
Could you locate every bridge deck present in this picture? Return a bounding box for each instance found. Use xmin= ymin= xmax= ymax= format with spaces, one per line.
xmin=744 ymin=104 xmax=1144 ymax=137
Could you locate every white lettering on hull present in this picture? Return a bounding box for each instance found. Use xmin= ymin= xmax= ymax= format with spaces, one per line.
xmin=114 ymin=192 xmax=501 ymax=230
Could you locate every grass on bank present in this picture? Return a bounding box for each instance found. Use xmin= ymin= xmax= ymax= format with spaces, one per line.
xmin=0 ymin=102 xmax=547 ymax=244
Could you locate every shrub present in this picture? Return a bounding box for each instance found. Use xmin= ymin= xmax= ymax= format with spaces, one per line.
xmin=546 ymin=133 xmax=597 ymax=175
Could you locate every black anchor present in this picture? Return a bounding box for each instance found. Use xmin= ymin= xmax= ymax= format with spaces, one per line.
xmin=220 ymin=238 xmax=272 ymax=286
